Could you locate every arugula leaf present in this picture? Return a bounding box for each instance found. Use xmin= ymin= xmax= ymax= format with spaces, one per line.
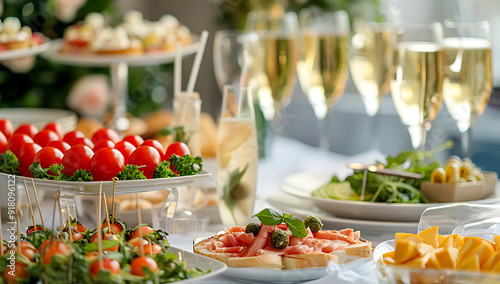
xmin=83 ymin=240 xmax=121 ymax=252
xmin=0 ymin=150 xmax=20 ymax=174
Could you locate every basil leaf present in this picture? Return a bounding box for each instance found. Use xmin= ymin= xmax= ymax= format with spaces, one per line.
xmin=253 ymin=208 xmax=283 ymax=225
xmin=284 ymin=217 xmax=307 ymax=238
xmin=84 ymin=240 xmax=120 ymax=252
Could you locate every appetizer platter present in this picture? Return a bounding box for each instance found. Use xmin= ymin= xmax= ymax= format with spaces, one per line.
xmin=193 ymin=208 xmax=373 ymax=283
xmin=281 ymin=145 xmax=500 ymax=222
xmin=0 ymin=17 xmax=51 ymax=60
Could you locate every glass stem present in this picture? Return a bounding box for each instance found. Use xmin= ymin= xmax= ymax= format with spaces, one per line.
xmin=419 ymin=124 xmax=427 ymax=151
xmin=318 ymin=110 xmax=331 ymax=152
xmin=462 ymin=128 xmax=472 ymax=158
xmin=368 ymin=112 xmax=380 ymax=151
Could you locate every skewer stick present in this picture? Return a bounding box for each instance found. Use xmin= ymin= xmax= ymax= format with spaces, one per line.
xmin=112 ymin=177 xmax=118 ymax=224
xmin=31 ymin=180 xmax=45 ymax=230
xmin=57 ymin=193 xmax=65 ymax=232
xmin=97 ymin=181 xmax=103 ymax=269
xmin=66 ymin=205 xmax=73 ymax=243
xmin=135 ymin=193 xmax=144 ymax=257
xmin=102 ymin=192 xmax=112 ymax=232
xmin=0 ymin=208 xmax=3 ymax=256
xmin=23 ymin=179 xmax=36 ymax=231
xmin=51 ymin=191 xmax=58 ymax=232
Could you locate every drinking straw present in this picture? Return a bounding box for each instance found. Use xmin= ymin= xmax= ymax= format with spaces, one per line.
xmin=174 ymin=42 xmax=183 ymax=98
xmin=186 ymin=30 xmax=209 ymax=95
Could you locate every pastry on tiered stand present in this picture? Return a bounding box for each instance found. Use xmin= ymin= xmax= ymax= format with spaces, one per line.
xmin=0 ymin=17 xmax=44 ymax=50
xmin=92 ymin=27 xmax=143 ymax=55
xmin=60 ymin=12 xmax=105 ymax=54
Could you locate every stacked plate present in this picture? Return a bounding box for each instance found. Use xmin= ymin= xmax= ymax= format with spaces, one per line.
xmin=2 ymin=107 xmax=77 ymax=133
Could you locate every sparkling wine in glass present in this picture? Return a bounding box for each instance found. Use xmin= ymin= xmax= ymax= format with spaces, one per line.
xmin=297 ymin=9 xmax=350 ymax=151
xmin=245 ymin=11 xmax=299 ymax=134
xmin=442 ymin=19 xmax=492 ymax=158
xmin=390 ymin=22 xmax=444 ymax=150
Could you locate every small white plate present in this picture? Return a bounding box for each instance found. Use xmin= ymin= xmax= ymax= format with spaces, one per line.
xmin=1 ymin=107 xmax=77 ymax=133
xmin=0 ymin=39 xmax=51 ymax=60
xmin=0 ymin=171 xmax=211 ymax=195
xmin=43 ymin=37 xmax=199 ymax=67
xmin=280 ymin=171 xmax=500 ymax=222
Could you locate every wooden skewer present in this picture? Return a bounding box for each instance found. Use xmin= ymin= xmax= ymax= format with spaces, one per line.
xmin=57 ymin=193 xmax=65 ymax=232
xmin=51 ymin=191 xmax=58 ymax=232
xmin=135 ymin=193 xmax=144 ymax=257
xmin=0 ymin=207 xmax=3 ymax=257
xmin=66 ymin=205 xmax=73 ymax=243
xmin=23 ymin=179 xmax=37 ymax=231
xmin=112 ymin=177 xmax=118 ymax=224
xmin=97 ymin=181 xmax=103 ymax=269
xmin=102 ymin=192 xmax=112 ymax=232
xmin=66 ymin=207 xmax=73 ymax=283
xmin=31 ymin=180 xmax=45 ymax=230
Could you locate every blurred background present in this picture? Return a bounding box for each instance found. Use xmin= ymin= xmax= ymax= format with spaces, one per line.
xmin=0 ymin=0 xmax=499 ymax=171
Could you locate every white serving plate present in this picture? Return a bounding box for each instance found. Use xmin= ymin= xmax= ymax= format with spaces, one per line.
xmin=0 ymin=171 xmax=211 ymax=195
xmin=280 ymin=171 xmax=500 ymax=222
xmin=169 ymin=246 xmax=227 ymax=284
xmin=42 ymin=37 xmax=199 ymax=67
xmin=0 ymin=39 xmax=51 ymax=60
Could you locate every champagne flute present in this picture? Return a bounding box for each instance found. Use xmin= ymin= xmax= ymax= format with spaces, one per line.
xmin=213 ymin=30 xmax=259 ymax=93
xmin=390 ymin=22 xmax=444 ymax=150
xmin=216 ymin=85 xmax=258 ymax=226
xmin=442 ymin=19 xmax=492 ymax=158
xmin=297 ymin=9 xmax=350 ymax=151
xmin=245 ymin=11 xmax=299 ymax=136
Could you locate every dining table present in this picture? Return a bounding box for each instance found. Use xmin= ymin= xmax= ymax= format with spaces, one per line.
xmin=31 ymin=135 xmax=427 ymax=283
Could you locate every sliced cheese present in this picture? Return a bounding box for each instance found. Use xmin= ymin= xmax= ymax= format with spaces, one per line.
xmin=416 ymin=243 xmax=434 ymax=256
xmin=399 ymin=234 xmax=424 ymax=244
xmin=457 ymin=254 xmax=480 ymax=271
xmin=438 ymin=234 xmax=464 ymax=249
xmin=395 ymin=239 xmax=418 ymax=264
xmin=495 ymin=235 xmax=500 ymax=251
xmin=425 ymin=254 xmax=441 ymax=269
xmin=482 ymin=251 xmax=500 ymax=271
xmin=457 ymin=236 xmax=483 ymax=265
xmin=435 ymin=247 xmax=459 ymax=269
xmin=417 ymin=226 xmax=439 ymax=248
xmin=403 ymin=252 xmax=435 ymax=269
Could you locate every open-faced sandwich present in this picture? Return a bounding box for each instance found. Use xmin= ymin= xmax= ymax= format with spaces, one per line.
xmin=194 ymin=208 xmax=372 ymax=269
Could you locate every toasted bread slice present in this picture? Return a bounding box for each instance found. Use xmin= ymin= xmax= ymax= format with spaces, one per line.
xmin=283 ymin=252 xmax=338 ymax=270
xmin=227 ymin=254 xmax=283 ymax=269
xmin=343 ymin=241 xmax=372 ymax=258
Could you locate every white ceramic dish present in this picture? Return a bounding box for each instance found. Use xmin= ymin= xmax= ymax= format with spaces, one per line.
xmin=43 ymin=37 xmax=199 ymax=67
xmin=1 ymin=107 xmax=77 ymax=133
xmin=222 ymin=257 xmax=370 ymax=283
xmin=280 ymin=171 xmax=500 ymax=222
xmin=0 ymin=39 xmax=51 ymax=60
xmin=169 ymin=246 xmax=227 ymax=283
xmin=0 ymin=171 xmax=211 ymax=195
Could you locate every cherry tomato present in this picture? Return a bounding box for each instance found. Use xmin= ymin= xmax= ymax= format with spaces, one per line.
xmin=101 ymin=222 xmax=124 ymax=234
xmin=165 ymin=142 xmax=190 ymax=160
xmin=62 ymin=145 xmax=94 ymax=177
xmin=91 ymin=128 xmax=120 ymax=144
xmin=93 ymin=139 xmax=115 ymax=152
xmin=128 ymin=238 xmax=162 ymax=255
xmin=131 ymin=256 xmax=158 ymax=276
xmin=0 ymin=118 xmax=14 ymax=140
xmin=90 ymin=258 xmax=121 ymax=277
xmin=47 ymin=140 xmax=71 ymax=154
xmin=34 ymin=129 xmax=60 ymax=147
xmin=63 ymin=130 xmax=85 ymax=144
xmin=71 ymin=221 xmax=87 ymax=233
xmin=6 ymin=133 xmax=34 ymax=158
xmin=32 ymin=147 xmax=64 ymax=174
xmin=142 ymin=139 xmax=165 ymax=160
xmin=71 ymin=137 xmax=95 ymax=149
xmin=39 ymin=237 xmax=56 ymax=254
xmin=114 ymin=140 xmax=136 ymax=164
xmin=40 ymin=240 xmax=70 ymax=264
xmin=18 ymin=143 xmax=42 ymax=177
xmin=2 ymin=261 xmax=28 ymax=282
xmin=91 ymin=231 xmax=120 ymax=251
xmin=0 ymin=131 xmax=7 ymax=154
xmin=90 ymin=148 xmax=125 ymax=181
xmin=128 ymin=146 xmax=161 ymax=179
xmin=123 ymin=134 xmax=144 ymax=148
xmin=26 ymin=225 xmax=44 ymax=235
xmin=131 ymin=225 xmax=155 ymax=239
xmin=20 ymin=242 xmax=37 ymax=261
xmin=13 ymin=123 xmax=38 ymax=138
xmin=43 ymin=121 xmax=64 ymax=140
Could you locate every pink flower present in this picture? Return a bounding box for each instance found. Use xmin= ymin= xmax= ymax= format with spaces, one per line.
xmin=56 ymin=0 xmax=87 ymax=22
xmin=66 ymin=74 xmax=111 ymax=117
xmin=1 ymin=56 xmax=36 ymax=73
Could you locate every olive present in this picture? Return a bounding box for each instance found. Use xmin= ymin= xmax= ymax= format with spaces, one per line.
xmin=304 ymin=216 xmax=323 ymax=232
xmin=245 ymin=222 xmax=261 ymax=236
xmin=270 ymin=229 xmax=289 ymax=249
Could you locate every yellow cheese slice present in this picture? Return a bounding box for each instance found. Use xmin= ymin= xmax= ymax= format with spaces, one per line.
xmin=439 ymin=234 xmax=464 ymax=249
xmin=399 ymin=234 xmax=424 ymax=244
xmin=403 ymin=252 xmax=434 ymax=269
xmin=457 ymin=254 xmax=480 ymax=271
xmin=417 ymin=226 xmax=439 ymax=248
xmin=425 ymin=254 xmax=441 ymax=269
xmin=435 ymin=247 xmax=459 ymax=269
xmin=416 ymin=242 xmax=435 ymax=256
xmin=482 ymin=251 xmax=500 ymax=271
xmin=495 ymin=235 xmax=500 ymax=251
xmin=395 ymin=233 xmax=412 ymax=242
xmin=458 ymin=236 xmax=483 ymax=265
xmin=395 ymin=240 xmax=418 ymax=264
